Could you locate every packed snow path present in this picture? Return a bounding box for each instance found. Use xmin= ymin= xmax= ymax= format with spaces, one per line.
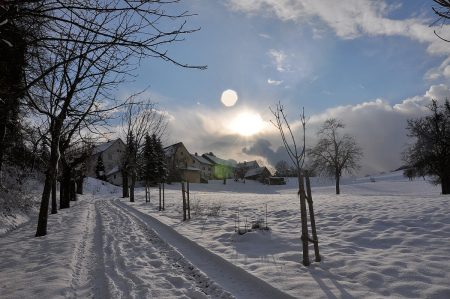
xmin=0 ymin=197 xmax=294 ymax=298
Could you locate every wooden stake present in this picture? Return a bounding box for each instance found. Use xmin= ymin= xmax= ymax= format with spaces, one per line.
xmin=158 ymin=183 xmax=162 ymax=211
xmin=162 ymin=183 xmax=165 ymax=210
xmin=306 ymin=175 xmax=321 ymax=262
xmin=187 ymin=181 xmax=191 ymax=220
xmin=182 ymin=182 xmax=186 ymax=221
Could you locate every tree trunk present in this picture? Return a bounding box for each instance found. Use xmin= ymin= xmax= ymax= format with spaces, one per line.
xmin=60 ymin=168 xmax=71 ymax=209
xmin=122 ymin=170 xmax=129 ymax=198
xmin=297 ymin=171 xmax=310 ymax=266
xmin=51 ymin=177 xmax=57 ymax=214
xmin=36 ymin=132 xmax=60 ymax=237
xmin=130 ymin=171 xmax=135 ymax=202
xmin=70 ymin=180 xmax=76 ymax=201
xmin=0 ymin=122 xmax=7 ymax=173
xmin=76 ymin=177 xmax=83 ymax=194
xmin=441 ymin=174 xmax=450 ymax=194
xmin=335 ymin=171 xmax=340 ymax=195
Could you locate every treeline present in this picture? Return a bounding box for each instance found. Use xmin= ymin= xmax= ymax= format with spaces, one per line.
xmin=0 ymin=1 xmax=204 ymax=237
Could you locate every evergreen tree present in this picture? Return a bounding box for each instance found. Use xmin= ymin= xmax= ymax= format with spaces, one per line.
xmin=153 ymin=134 xmax=167 ymax=183
xmin=143 ymin=134 xmax=157 ymax=185
xmin=95 ymin=155 xmax=106 ymax=180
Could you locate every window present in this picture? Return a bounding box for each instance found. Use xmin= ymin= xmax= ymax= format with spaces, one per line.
xmin=114 ymin=175 xmax=116 ymax=179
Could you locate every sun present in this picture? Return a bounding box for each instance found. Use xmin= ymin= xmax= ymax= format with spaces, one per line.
xmin=229 ymin=111 xmax=264 ymax=136
xmin=221 ymin=89 xmax=238 ymax=107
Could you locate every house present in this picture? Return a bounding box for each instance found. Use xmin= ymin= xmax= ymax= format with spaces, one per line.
xmin=164 ymin=142 xmax=201 ymax=183
xmin=191 ymin=153 xmax=213 ymax=182
xmin=202 ymin=152 xmax=237 ymax=179
xmin=85 ymin=138 xmax=126 ymax=185
xmin=244 ymin=166 xmax=272 ymax=183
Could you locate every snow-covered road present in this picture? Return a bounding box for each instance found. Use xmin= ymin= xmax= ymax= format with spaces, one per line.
xmin=0 ymin=195 xmax=294 ymax=298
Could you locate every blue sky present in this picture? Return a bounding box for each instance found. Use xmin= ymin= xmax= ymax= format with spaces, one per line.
xmin=119 ymin=0 xmax=450 ymax=175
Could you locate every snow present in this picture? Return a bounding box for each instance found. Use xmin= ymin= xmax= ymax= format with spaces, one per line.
xmin=1 ymin=172 xmax=450 ymax=298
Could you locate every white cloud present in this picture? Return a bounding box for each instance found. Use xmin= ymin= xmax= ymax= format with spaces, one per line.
xmin=268 ymin=49 xmax=289 ymax=72
xmin=425 ymin=56 xmax=450 ymax=80
xmin=267 ymin=78 xmax=283 ymax=85
xmin=227 ymin=0 xmax=450 ymax=55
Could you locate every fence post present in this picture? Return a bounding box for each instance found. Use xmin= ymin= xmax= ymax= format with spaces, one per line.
xmin=158 ymin=183 xmax=162 ymax=211
xmin=182 ymin=182 xmax=186 ymax=221
xmin=187 ymin=181 xmax=191 ymax=220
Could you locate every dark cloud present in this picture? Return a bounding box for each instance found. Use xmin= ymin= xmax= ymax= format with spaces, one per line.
xmin=242 ymin=139 xmax=291 ymax=166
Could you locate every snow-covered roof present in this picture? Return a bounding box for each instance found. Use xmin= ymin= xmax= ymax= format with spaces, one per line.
xmin=245 ymin=167 xmax=270 ymax=178
xmin=164 ymin=142 xmax=183 ymax=157
xmin=191 ymin=154 xmax=212 ymax=165
xmin=92 ymin=139 xmax=122 ymax=155
xmin=202 ymin=154 xmax=237 ymax=167
xmin=237 ymin=160 xmax=259 ymax=169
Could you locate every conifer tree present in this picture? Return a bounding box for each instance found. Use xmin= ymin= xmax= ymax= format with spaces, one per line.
xmin=96 ymin=155 xmax=106 ymax=181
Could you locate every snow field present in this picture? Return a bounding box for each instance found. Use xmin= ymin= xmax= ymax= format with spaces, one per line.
xmin=125 ymin=173 xmax=450 ymax=298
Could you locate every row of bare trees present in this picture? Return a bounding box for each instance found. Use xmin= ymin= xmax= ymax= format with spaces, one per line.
xmin=0 ymin=1 xmax=204 ymax=237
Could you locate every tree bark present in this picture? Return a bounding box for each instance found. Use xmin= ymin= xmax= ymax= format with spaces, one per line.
xmin=130 ymin=171 xmax=135 ymax=202
xmin=335 ymin=171 xmax=340 ymax=195
xmin=297 ymin=172 xmax=310 ymax=266
xmin=36 ymin=131 xmax=60 ymax=237
xmin=76 ymin=177 xmax=83 ymax=194
xmin=51 ymin=177 xmax=57 ymax=214
xmin=441 ymin=174 xmax=450 ymax=194
xmin=70 ymin=180 xmax=76 ymax=201
xmin=60 ymin=167 xmax=71 ymax=209
xmin=122 ymin=170 xmax=129 ymax=198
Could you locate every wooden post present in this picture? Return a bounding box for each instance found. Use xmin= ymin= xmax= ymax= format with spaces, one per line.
xmin=162 ymin=183 xmax=165 ymax=210
xmin=158 ymin=183 xmax=162 ymax=211
xmin=182 ymin=182 xmax=186 ymax=221
xmin=187 ymin=181 xmax=191 ymax=220
xmin=305 ymin=175 xmax=321 ymax=262
xmin=298 ymin=173 xmax=310 ymax=266
xmin=145 ymin=182 xmax=148 ymax=203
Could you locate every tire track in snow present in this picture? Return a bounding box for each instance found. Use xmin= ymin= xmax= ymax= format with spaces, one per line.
xmin=97 ymin=199 xmax=233 ymax=298
xmin=115 ymin=199 xmax=296 ymax=299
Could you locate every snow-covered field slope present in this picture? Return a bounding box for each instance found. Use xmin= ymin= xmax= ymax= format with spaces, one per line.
xmin=125 ymin=172 xmax=450 ymax=298
xmin=1 ymin=173 xmax=450 ymax=298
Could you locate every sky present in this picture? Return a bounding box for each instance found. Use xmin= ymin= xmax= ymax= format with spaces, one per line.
xmin=117 ymin=0 xmax=450 ymax=175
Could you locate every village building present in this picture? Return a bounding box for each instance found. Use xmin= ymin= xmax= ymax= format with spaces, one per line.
xmin=85 ymin=138 xmax=126 ymax=185
xmin=235 ymin=160 xmax=273 ymax=183
xmin=202 ymin=152 xmax=236 ymax=179
xmin=164 ymin=142 xmax=201 ymax=183
xmin=191 ymin=153 xmax=213 ymax=182
xmin=244 ymin=166 xmax=272 ymax=183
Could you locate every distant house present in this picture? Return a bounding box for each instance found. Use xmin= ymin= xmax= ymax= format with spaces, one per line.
xmin=202 ymin=152 xmax=236 ymax=179
xmin=245 ymin=166 xmax=272 ymax=183
xmin=85 ymin=138 xmax=126 ymax=185
xmin=191 ymin=153 xmax=213 ymax=182
xmin=164 ymin=142 xmax=201 ymax=183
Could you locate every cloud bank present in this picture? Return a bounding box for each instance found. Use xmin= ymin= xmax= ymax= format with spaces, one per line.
xmin=227 ymin=0 xmax=450 ymax=55
xmin=165 ymin=84 xmax=450 ymax=175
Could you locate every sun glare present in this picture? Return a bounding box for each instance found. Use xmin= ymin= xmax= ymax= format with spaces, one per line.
xmin=229 ymin=112 xmax=264 ymax=136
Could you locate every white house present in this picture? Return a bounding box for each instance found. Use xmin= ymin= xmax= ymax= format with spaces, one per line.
xmin=86 ymin=138 xmax=126 ymax=185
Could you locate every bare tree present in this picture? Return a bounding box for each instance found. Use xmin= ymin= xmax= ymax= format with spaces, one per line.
xmin=121 ymin=98 xmax=167 ymax=202
xmin=309 ymin=119 xmax=363 ymax=195
xmin=270 ymin=102 xmax=320 ymax=266
xmin=1 ymin=0 xmax=205 ymax=178
xmin=403 ymin=100 xmax=450 ymax=194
